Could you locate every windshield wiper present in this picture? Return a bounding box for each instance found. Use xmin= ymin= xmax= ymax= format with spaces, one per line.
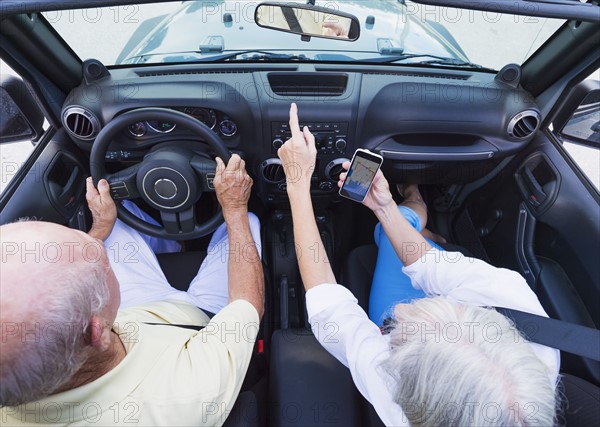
xmin=205 ymin=50 xmax=313 ymax=63
xmin=357 ymin=54 xmax=495 ymax=71
xmin=419 ymin=58 xmax=495 ymax=72
xmin=123 ymin=50 xmax=314 ymax=64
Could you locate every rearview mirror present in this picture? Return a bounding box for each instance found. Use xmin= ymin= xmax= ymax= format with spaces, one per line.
xmin=255 ymin=2 xmax=360 ymax=41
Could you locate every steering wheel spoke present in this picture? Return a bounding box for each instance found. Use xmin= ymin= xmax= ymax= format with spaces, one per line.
xmin=160 ymin=207 xmax=197 ymax=235
xmin=190 ymin=155 xmax=217 ymax=193
xmin=106 ymin=164 xmax=141 ymax=200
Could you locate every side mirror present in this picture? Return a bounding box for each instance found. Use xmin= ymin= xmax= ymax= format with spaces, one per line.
xmin=255 ymin=2 xmax=360 ymax=41
xmin=0 ymin=75 xmax=44 ymax=144
xmin=554 ymin=79 xmax=600 ymax=149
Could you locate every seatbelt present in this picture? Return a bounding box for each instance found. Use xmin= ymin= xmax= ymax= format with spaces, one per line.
xmin=281 ymin=6 xmax=303 ymax=33
xmin=496 ymin=307 xmax=600 ymax=361
xmin=383 ymin=308 xmax=599 ymax=361
xmin=143 ymin=308 xmax=214 ymax=331
xmin=145 ymin=322 xmax=205 ymax=331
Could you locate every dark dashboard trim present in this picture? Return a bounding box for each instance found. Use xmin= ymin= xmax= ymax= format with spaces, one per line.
xmin=380 ymin=149 xmax=495 ymax=161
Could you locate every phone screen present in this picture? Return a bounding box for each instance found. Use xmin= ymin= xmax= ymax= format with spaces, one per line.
xmin=339 ymin=150 xmax=383 ymax=202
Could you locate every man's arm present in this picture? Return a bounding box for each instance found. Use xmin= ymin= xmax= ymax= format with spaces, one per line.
xmin=278 ymin=103 xmax=336 ymax=290
xmin=214 ymin=155 xmax=264 ymax=319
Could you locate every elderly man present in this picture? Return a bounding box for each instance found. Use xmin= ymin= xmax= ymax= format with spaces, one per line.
xmin=278 ymin=104 xmax=559 ymax=426
xmin=1 ymin=155 xmax=263 ymax=425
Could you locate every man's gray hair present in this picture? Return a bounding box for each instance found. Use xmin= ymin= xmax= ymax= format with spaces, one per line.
xmin=385 ymin=297 xmax=558 ymax=426
xmin=0 ymin=259 xmax=110 ymax=407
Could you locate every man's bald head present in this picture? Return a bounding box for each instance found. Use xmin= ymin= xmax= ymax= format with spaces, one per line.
xmin=1 ymin=221 xmax=98 ymax=314
xmin=0 ymin=221 xmax=117 ymax=407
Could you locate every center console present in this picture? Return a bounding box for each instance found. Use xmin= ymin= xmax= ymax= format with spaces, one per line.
xmin=270 ymin=121 xmax=349 ymax=156
xmin=259 ymin=121 xmax=353 ymax=201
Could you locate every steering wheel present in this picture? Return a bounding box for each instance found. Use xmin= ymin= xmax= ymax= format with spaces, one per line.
xmin=90 ymin=107 xmax=231 ymax=241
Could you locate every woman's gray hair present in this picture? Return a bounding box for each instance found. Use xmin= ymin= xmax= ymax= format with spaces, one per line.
xmin=385 ymin=297 xmax=558 ymax=426
xmin=0 ymin=258 xmax=110 ymax=407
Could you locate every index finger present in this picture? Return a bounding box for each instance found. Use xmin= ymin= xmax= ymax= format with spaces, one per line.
xmin=215 ymin=157 xmax=225 ymax=174
xmin=289 ymin=103 xmax=302 ymax=140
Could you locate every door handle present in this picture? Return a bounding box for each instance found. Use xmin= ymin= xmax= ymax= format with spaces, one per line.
xmin=57 ymin=166 xmax=81 ymax=207
xmin=522 ymin=166 xmax=547 ymax=206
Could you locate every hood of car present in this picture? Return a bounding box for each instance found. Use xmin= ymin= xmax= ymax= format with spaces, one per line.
xmin=119 ymin=0 xmax=465 ymax=64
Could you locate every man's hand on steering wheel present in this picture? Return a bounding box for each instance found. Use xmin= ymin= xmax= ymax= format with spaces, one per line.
xmin=86 ymin=177 xmax=117 ymax=242
xmin=214 ymin=154 xmax=253 ymax=221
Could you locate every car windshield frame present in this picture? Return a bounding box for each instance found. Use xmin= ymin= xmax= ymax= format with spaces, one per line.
xmin=42 ymin=0 xmax=569 ymax=72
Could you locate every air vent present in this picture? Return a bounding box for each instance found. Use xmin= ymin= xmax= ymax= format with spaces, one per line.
xmin=268 ymin=72 xmax=348 ymax=96
xmin=507 ymin=110 xmax=541 ymax=140
xmin=325 ymin=158 xmax=350 ymax=182
xmin=62 ymin=107 xmax=100 ymax=140
xmin=261 ymin=159 xmax=285 ymax=184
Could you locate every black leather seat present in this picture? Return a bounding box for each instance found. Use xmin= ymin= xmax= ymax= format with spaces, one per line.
xmin=269 ymin=328 xmax=379 ymax=427
xmin=156 ymin=251 xmax=206 ymax=291
xmin=342 ymin=244 xmax=600 ymax=426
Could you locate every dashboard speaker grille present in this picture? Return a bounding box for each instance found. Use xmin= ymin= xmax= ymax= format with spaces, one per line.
xmin=63 ymin=107 xmax=100 ymax=140
xmin=362 ymin=70 xmax=470 ymax=80
xmin=261 ymin=159 xmax=285 ymax=183
xmin=507 ymin=110 xmax=541 ymax=140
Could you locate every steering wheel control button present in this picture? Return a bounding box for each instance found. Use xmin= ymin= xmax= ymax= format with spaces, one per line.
xmin=154 ymin=179 xmax=178 ymax=200
xmin=206 ymin=173 xmax=216 ymax=190
xmin=110 ymin=183 xmax=130 ymax=200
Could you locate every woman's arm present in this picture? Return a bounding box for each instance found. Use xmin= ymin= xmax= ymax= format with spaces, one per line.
xmin=338 ymin=165 xmax=432 ymax=267
xmin=278 ymin=103 xmax=336 ymax=290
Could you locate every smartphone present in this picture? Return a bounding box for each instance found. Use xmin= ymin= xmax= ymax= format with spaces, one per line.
xmin=339 ymin=149 xmax=384 ymax=202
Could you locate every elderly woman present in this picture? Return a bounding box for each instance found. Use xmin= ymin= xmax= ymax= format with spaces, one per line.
xmin=278 ymin=103 xmax=559 ymax=426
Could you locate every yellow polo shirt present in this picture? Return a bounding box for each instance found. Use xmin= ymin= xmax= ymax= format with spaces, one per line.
xmin=1 ymin=299 xmax=259 ymax=426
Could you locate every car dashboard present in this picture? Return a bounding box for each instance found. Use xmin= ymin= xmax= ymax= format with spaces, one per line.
xmin=62 ymin=62 xmax=541 ymax=205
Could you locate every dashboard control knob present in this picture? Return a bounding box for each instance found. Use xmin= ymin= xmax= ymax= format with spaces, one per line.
xmin=272 ymin=139 xmax=284 ymax=150
xmin=335 ymin=139 xmax=347 ymax=152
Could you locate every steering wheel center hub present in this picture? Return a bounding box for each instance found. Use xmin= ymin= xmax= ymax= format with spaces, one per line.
xmin=154 ymin=178 xmax=178 ymax=200
xmin=136 ymin=150 xmax=200 ymax=211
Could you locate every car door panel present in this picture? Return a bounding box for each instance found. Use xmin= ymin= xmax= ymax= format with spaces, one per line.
xmin=0 ymin=128 xmax=90 ymax=230
xmin=462 ymin=130 xmax=600 ymax=384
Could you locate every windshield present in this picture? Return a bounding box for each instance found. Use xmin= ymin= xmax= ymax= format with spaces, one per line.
xmin=44 ymin=0 xmax=565 ymax=71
